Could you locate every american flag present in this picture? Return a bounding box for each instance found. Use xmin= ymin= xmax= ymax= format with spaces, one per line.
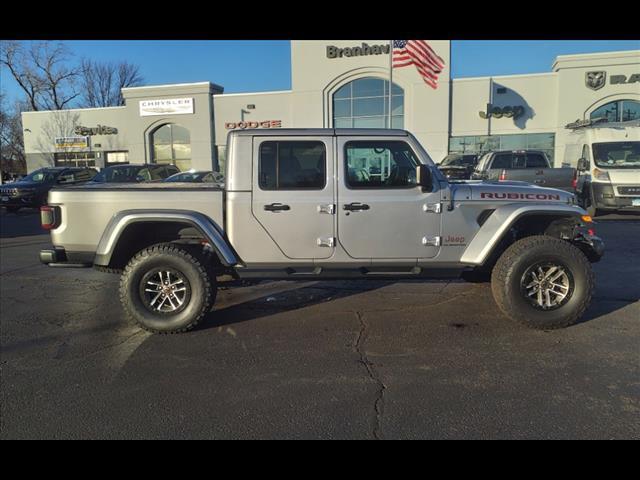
xmin=392 ymin=40 xmax=445 ymax=89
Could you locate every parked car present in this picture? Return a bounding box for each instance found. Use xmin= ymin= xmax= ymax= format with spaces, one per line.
xmin=1 ymin=166 xmax=97 ymax=213
xmin=90 ymin=164 xmax=180 ymax=184
xmin=437 ymin=153 xmax=479 ymax=180
xmin=40 ymin=128 xmax=603 ymax=334
xmin=471 ymin=150 xmax=576 ymax=192
xmin=163 ymin=170 xmax=224 ymax=184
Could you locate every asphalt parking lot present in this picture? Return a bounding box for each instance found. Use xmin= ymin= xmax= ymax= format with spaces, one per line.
xmin=1 ymin=208 xmax=638 ymax=439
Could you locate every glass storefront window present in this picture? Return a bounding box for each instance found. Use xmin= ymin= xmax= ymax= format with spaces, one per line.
xmin=590 ymin=99 xmax=640 ymax=123
xmin=151 ymin=124 xmax=191 ymax=170
xmin=333 ymin=77 xmax=404 ymax=129
xmin=448 ymin=133 xmax=556 ymax=163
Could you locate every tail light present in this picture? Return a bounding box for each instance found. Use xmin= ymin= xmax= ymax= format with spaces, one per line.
xmin=40 ymin=205 xmax=60 ymax=230
xmin=498 ymin=169 xmax=507 ymax=181
xmin=571 ymin=169 xmax=578 ymax=190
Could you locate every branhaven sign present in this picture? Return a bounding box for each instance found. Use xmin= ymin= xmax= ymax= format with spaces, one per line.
xmin=139 ymin=98 xmax=194 ymax=117
xmin=326 ymin=43 xmax=390 ymax=59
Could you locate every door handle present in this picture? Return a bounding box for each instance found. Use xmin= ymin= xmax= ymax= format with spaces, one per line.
xmin=343 ymin=202 xmax=370 ymax=211
xmin=264 ymin=203 xmax=291 ymax=212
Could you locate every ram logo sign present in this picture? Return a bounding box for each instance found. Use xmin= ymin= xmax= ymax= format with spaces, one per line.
xmin=585 ymin=71 xmax=606 ymax=91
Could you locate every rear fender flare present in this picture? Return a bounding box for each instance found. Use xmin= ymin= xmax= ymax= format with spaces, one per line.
xmin=94 ymin=209 xmax=240 ymax=267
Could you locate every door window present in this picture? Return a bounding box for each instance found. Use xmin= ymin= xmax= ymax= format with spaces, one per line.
xmin=259 ymin=141 xmax=326 ymax=190
xmin=344 ymin=141 xmax=419 ymax=188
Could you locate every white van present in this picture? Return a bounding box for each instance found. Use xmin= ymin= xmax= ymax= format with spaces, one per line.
xmin=562 ymin=119 xmax=640 ymax=216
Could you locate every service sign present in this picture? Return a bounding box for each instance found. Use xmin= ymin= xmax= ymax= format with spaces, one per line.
xmin=139 ymin=98 xmax=194 ymax=117
xmin=55 ymin=136 xmax=89 ymax=149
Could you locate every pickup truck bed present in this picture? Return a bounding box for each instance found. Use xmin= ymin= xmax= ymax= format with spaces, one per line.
xmin=48 ymin=183 xmax=224 ymax=254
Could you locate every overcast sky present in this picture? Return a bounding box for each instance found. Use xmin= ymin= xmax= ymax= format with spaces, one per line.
xmin=2 ymin=40 xmax=638 ymax=105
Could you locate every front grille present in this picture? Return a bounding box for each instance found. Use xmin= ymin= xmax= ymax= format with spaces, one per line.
xmin=0 ymin=188 xmax=18 ymax=196
xmin=618 ymin=186 xmax=640 ymax=196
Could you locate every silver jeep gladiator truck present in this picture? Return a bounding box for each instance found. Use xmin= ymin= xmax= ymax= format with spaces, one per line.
xmin=40 ymin=129 xmax=604 ymax=333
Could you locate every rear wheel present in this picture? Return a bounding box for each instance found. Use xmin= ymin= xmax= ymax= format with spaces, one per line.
xmin=119 ymin=243 xmax=216 ymax=333
xmin=491 ymin=235 xmax=594 ymax=330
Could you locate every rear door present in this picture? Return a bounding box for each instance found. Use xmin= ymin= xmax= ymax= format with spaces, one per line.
xmin=251 ymin=136 xmax=335 ymax=259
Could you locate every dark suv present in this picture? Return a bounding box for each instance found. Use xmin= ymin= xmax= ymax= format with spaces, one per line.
xmin=90 ymin=164 xmax=180 ymax=183
xmin=0 ymin=167 xmax=97 ymax=213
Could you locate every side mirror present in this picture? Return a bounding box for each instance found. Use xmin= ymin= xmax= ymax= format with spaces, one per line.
xmin=577 ymin=158 xmax=589 ymax=171
xmin=416 ymin=164 xmax=433 ymax=190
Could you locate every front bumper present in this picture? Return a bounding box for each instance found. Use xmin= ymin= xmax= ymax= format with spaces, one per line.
xmin=573 ymin=234 xmax=605 ymax=263
xmin=592 ymin=183 xmax=640 ymax=211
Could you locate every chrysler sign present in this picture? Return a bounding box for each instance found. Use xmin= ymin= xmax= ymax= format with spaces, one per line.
xmin=139 ymin=98 xmax=194 ymax=116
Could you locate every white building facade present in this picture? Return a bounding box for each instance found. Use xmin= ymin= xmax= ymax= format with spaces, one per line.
xmin=22 ymin=41 xmax=640 ymax=173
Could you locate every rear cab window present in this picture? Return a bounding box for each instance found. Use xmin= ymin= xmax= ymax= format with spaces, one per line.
xmin=259 ymin=141 xmax=326 ymax=190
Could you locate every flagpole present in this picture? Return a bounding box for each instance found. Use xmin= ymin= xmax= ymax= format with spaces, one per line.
xmin=389 ymin=40 xmax=393 ymax=129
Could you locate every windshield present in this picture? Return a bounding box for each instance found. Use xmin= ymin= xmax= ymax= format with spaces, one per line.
xmin=21 ymin=169 xmax=60 ymax=183
xmin=592 ymin=142 xmax=640 ymax=169
xmin=92 ymin=166 xmax=143 ymax=183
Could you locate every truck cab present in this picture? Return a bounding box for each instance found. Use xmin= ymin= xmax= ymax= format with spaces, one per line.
xmin=562 ymin=119 xmax=640 ymax=216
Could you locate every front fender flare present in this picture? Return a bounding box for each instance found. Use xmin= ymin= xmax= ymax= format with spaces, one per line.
xmin=93 ymin=209 xmax=240 ymax=267
xmin=460 ymin=203 xmax=587 ymax=266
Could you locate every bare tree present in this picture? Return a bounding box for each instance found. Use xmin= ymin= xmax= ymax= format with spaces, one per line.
xmin=80 ymin=59 xmax=143 ymax=107
xmin=0 ymin=41 xmax=81 ymax=111
xmin=0 ymin=94 xmax=27 ymax=174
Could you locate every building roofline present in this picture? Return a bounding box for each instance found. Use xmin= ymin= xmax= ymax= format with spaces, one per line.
xmin=214 ymin=89 xmax=293 ymax=97
xmin=21 ymin=105 xmax=126 ymax=115
xmin=552 ymin=49 xmax=640 ymax=70
xmin=452 ymin=71 xmax=556 ymax=83
xmin=121 ymin=81 xmax=223 ymax=92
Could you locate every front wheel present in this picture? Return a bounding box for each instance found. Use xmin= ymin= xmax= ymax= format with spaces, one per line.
xmin=491 ymin=235 xmax=594 ymax=330
xmin=119 ymin=243 xmax=216 ymax=333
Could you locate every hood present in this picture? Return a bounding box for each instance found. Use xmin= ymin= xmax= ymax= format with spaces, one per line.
xmin=2 ymin=180 xmax=46 ymax=189
xmin=605 ymin=169 xmax=640 ymax=185
xmin=461 ymin=180 xmax=575 ymax=204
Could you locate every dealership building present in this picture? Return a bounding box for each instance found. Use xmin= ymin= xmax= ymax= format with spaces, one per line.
xmin=21 ymin=41 xmax=640 ymax=173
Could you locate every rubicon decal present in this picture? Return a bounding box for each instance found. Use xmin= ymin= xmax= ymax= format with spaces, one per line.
xmin=480 ymin=192 xmax=562 ymax=201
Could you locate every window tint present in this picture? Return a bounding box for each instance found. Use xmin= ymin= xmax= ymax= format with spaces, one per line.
xmin=259 ymin=141 xmax=326 ymax=190
xmin=526 ymin=154 xmax=547 ymax=168
xmin=345 ymin=141 xmax=419 ymax=188
xmin=491 ymin=153 xmax=512 ymax=169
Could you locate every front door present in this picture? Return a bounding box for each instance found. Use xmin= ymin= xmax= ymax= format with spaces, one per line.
xmin=251 ymin=136 xmax=335 ymax=259
xmin=337 ymin=137 xmax=442 ymax=259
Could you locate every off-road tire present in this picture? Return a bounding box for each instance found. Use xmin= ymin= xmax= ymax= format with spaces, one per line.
xmin=119 ymin=243 xmax=216 ymax=334
xmin=491 ymin=235 xmax=594 ymax=330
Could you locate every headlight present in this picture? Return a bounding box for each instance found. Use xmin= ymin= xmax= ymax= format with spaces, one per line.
xmin=592 ymin=168 xmax=610 ymax=181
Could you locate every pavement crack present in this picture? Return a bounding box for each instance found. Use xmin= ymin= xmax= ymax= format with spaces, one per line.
xmin=354 ymin=311 xmax=386 ymax=440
